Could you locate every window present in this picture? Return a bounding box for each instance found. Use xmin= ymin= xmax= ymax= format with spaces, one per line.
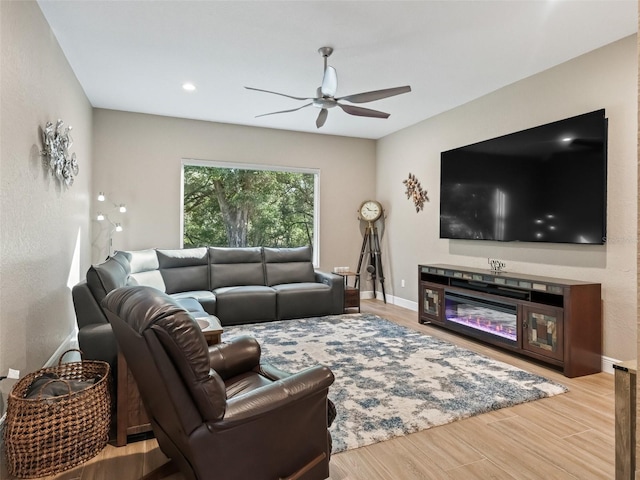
xmin=181 ymin=160 xmax=319 ymax=262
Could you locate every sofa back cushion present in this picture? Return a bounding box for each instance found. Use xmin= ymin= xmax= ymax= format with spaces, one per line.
xmin=86 ymin=251 xmax=131 ymax=303
xmin=209 ymin=247 xmax=265 ymax=289
xmin=158 ymin=248 xmax=209 ymax=294
xmin=127 ymin=249 xmax=166 ymax=292
xmin=264 ymin=246 xmax=315 ymax=286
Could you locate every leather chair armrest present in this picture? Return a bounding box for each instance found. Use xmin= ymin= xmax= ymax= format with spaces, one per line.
xmin=257 ymin=362 xmax=293 ymax=381
xmin=208 ymin=335 xmax=261 ymax=380
xmin=219 ymin=365 xmax=335 ymax=424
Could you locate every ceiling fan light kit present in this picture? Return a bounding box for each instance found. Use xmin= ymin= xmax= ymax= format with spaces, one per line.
xmin=246 ymin=46 xmax=411 ymax=129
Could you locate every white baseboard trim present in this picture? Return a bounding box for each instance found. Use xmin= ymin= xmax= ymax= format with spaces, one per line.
xmin=43 ymin=332 xmax=79 ymax=368
xmin=601 ymin=355 xmax=619 ymax=375
xmin=360 ymin=291 xmax=418 ymax=311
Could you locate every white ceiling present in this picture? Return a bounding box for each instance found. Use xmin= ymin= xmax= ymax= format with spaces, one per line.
xmin=37 ymin=0 xmax=637 ymax=140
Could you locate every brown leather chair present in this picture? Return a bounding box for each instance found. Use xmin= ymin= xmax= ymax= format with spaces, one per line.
xmin=102 ymin=285 xmax=335 ymax=480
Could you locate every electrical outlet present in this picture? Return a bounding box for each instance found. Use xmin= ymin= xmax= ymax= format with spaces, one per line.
xmin=401 ymin=279 xmax=405 ymax=288
xmin=7 ymin=368 xmax=19 ymax=379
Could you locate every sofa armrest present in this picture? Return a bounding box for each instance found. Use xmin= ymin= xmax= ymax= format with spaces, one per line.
xmin=208 ymin=336 xmax=261 ymax=380
xmin=77 ymin=322 xmax=119 ymax=370
xmin=314 ymin=270 xmax=341 ymax=287
xmin=314 ymin=270 xmax=345 ymax=314
xmin=72 ymin=281 xmax=109 ymax=329
xmin=219 ymin=365 xmax=334 ymax=423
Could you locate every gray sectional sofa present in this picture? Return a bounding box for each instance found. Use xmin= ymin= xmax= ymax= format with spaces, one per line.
xmin=72 ymin=245 xmax=344 ymax=371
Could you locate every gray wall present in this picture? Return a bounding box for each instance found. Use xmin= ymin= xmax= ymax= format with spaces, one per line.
xmin=91 ymin=109 xmax=377 ymax=273
xmin=0 ymin=1 xmax=93 ymax=411
xmin=377 ymin=35 xmax=638 ymax=362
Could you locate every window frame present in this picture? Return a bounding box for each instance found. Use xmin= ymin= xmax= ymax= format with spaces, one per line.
xmin=180 ymin=158 xmax=321 ymax=266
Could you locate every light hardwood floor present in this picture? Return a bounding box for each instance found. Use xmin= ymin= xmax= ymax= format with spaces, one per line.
xmin=4 ymin=299 xmax=615 ymax=479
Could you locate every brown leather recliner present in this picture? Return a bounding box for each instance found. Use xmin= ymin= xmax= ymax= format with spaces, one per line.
xmin=102 ymin=285 xmax=335 ymax=480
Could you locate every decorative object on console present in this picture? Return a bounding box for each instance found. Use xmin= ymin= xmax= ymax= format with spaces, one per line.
xmin=488 ymin=258 xmax=506 ymax=272
xmin=403 ymin=172 xmax=429 ymax=212
xmin=95 ymin=192 xmax=127 ymax=257
xmin=225 ymin=313 xmax=567 ymax=454
xmin=40 ymin=119 xmax=78 ymax=187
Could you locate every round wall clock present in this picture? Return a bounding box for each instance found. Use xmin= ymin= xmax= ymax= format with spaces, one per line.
xmin=359 ymin=200 xmax=383 ymax=222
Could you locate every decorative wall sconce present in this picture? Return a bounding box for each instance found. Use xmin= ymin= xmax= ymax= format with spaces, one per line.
xmin=40 ymin=119 xmax=78 ymax=187
xmin=95 ymin=192 xmax=126 ymax=256
xmin=402 ymin=173 xmax=429 ymax=212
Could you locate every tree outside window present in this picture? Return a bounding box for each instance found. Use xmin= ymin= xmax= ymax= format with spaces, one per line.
xmin=183 ymin=163 xmax=317 ymax=252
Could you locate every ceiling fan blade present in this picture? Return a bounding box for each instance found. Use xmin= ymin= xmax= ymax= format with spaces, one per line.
xmin=337 ymin=85 xmax=411 ymax=104
xmin=255 ymin=103 xmax=313 ymax=118
xmin=338 ymin=103 xmax=390 ymax=119
xmin=321 ymin=66 xmax=337 ymax=97
xmin=316 ymin=109 xmax=328 ymax=128
xmin=245 ymin=86 xmax=312 ymax=101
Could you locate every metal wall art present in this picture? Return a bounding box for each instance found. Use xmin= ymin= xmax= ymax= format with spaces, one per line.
xmin=41 ymin=119 xmax=78 ymax=187
xmin=402 ymin=172 xmax=429 ymax=212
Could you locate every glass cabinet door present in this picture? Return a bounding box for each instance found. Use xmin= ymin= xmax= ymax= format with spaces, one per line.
xmin=522 ymin=304 xmax=564 ymax=361
xmin=420 ymin=284 xmax=444 ymax=324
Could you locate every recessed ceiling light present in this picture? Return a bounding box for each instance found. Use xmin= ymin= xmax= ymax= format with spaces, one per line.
xmin=562 ymin=137 xmax=572 ymax=142
xmin=182 ymin=83 xmax=196 ymax=92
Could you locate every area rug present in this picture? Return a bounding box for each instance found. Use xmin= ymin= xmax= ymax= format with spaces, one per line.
xmin=223 ymin=313 xmax=567 ymax=453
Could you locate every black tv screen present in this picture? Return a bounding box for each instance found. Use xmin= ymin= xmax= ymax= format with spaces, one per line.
xmin=440 ymin=109 xmax=607 ymax=244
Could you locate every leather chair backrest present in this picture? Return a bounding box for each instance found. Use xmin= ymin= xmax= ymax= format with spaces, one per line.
xmin=209 ymin=247 xmax=265 ymax=289
xmin=157 ymin=247 xmax=209 ymax=294
xmin=102 ymin=287 xmax=227 ymax=438
xmin=264 ymin=246 xmax=315 ymax=286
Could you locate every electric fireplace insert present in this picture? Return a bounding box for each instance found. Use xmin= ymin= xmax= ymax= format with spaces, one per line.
xmin=444 ymin=291 xmax=518 ymax=346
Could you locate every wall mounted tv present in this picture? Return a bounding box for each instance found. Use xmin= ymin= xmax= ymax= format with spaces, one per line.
xmin=440 ymin=109 xmax=607 ymax=245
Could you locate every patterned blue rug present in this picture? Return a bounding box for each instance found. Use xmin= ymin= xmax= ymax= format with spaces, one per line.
xmin=224 ymin=313 xmax=568 ymax=453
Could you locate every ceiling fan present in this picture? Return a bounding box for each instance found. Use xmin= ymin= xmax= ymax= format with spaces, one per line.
xmin=245 ymin=47 xmax=411 ymax=129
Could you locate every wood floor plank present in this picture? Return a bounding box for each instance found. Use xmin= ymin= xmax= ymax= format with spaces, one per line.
xmin=404 ymin=424 xmax=485 ymax=471
xmin=15 ymin=299 xmax=616 ymax=480
xmin=444 ymin=458 xmax=516 ymax=480
xmin=361 ymin=436 xmax=454 ymax=480
xmin=486 ymin=414 xmax=611 ymax=479
xmin=443 ymin=416 xmax=579 ymax=479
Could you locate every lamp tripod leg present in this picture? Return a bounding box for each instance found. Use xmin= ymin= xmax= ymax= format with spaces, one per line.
xmin=372 ymin=229 xmax=386 ymax=303
xmin=355 ymin=227 xmax=370 ymax=289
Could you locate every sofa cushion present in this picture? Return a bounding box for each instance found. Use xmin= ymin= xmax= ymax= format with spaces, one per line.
xmin=271 ymin=282 xmax=336 ymax=320
xmin=158 ymin=247 xmax=209 ymax=294
xmin=263 ymin=246 xmax=315 ymax=286
xmin=170 ymin=291 xmax=217 ymax=315
xmin=209 ymin=247 xmax=265 ymax=289
xmin=86 ymin=251 xmax=131 ymax=303
xmin=127 ymin=249 xmax=166 ymax=292
xmin=213 ymin=286 xmax=276 ymax=326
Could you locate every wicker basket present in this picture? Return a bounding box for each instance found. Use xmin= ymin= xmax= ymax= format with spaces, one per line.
xmin=3 ymin=349 xmax=111 ymax=478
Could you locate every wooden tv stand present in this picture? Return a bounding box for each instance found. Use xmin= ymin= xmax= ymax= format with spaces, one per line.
xmin=418 ymin=264 xmax=602 ymax=377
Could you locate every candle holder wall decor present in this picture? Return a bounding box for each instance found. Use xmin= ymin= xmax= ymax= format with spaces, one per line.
xmin=40 ymin=119 xmax=79 ymax=187
xmin=403 ymin=173 xmax=429 ymax=212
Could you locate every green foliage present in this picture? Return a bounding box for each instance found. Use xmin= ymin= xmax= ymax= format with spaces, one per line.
xmin=183 ymin=165 xmax=315 ymax=248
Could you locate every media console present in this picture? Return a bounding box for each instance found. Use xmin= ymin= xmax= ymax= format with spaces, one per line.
xmin=418 ymin=264 xmax=602 ymax=377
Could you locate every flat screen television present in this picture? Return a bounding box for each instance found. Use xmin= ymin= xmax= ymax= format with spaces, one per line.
xmin=439 ymin=109 xmax=607 ymax=244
